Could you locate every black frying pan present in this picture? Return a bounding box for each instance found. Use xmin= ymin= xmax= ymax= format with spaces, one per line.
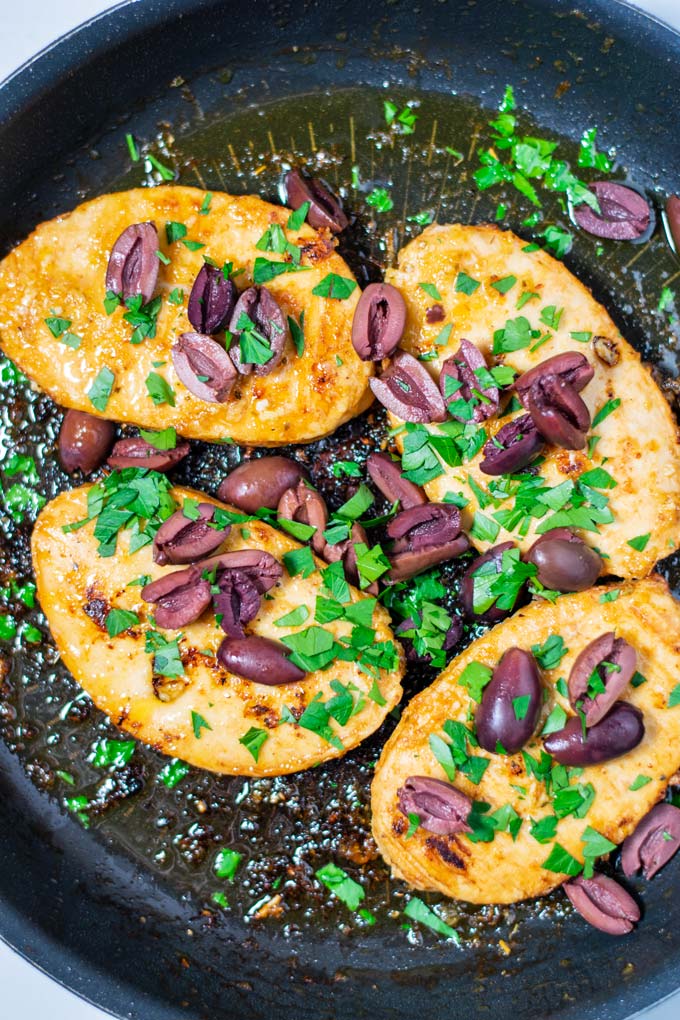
xmin=2 ymin=1 xmax=680 ymax=1018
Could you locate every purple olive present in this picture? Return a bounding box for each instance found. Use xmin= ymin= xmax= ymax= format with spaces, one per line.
xmin=526 ymin=375 xmax=590 ymax=450
xmin=564 ymin=875 xmax=640 ymax=936
xmin=515 ymin=353 xmax=594 ymax=408
xmin=387 ymin=504 xmax=469 ymax=582
xmin=460 ymin=542 xmax=525 ymax=623
xmin=107 ymin=436 xmax=190 ymax=472
xmin=439 ymin=339 xmax=499 ymax=422
xmin=366 ymin=452 xmax=426 ymax=509
xmin=197 ymin=550 xmax=283 ymax=594
xmin=228 ymin=286 xmax=288 ymax=376
xmin=573 ymin=182 xmax=652 ymax=241
xmin=217 ymin=635 xmax=306 ymax=685
xmin=397 ymin=776 xmax=472 ymax=835
xmin=476 ymin=647 xmax=542 ymax=755
xmin=370 ymin=351 xmax=447 ymax=423
xmin=621 ymin=803 xmax=680 ymax=879
xmin=153 ymin=503 xmax=229 ymax=565
xmin=568 ymin=632 xmax=638 ymax=727
xmin=187 ymin=263 xmax=237 ymax=334
xmin=218 ymin=456 xmax=308 ymax=514
xmin=213 ymin=569 xmax=261 ymax=638
xmin=105 ymin=222 xmax=159 ymax=304
xmin=284 ymin=168 xmax=349 ymax=233
xmin=171 ymin=332 xmax=237 ymax=403
xmin=525 ymin=529 xmax=602 ymax=592
xmin=480 ymin=414 xmax=544 ymax=475
xmin=426 ymin=304 xmax=445 ymax=324
xmin=58 ymin=410 xmax=115 ymax=474
xmin=141 ymin=567 xmax=211 ymax=629
xmin=351 ymin=283 xmax=406 ymax=361
xmin=277 ymin=481 xmax=328 ymax=556
xmin=543 ymin=701 xmax=644 ymax=766
xmin=664 ymin=195 xmax=680 ymax=256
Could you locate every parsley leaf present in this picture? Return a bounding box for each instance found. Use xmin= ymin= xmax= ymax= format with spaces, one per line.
xmin=87 ymin=367 xmax=115 ymax=412
xmin=239 ymin=726 xmax=268 ymax=761
xmin=316 ymin=862 xmax=364 ymax=910
xmin=105 ymin=608 xmax=140 ymax=637
xmin=312 ymin=273 xmax=357 ymax=300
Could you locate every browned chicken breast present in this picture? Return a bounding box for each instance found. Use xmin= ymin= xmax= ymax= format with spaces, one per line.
xmin=372 ymin=576 xmax=680 ymax=904
xmin=0 ymin=187 xmax=372 ymax=445
xmin=32 ymin=485 xmax=404 ymax=776
xmin=385 ymin=224 xmax=680 ymax=579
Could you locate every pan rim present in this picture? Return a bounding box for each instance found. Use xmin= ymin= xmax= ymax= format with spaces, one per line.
xmin=2 ymin=2 xmax=680 ymax=1019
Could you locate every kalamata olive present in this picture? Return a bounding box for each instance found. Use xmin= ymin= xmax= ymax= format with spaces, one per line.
xmin=171 ymin=332 xmax=237 ymax=403
xmin=351 ymin=283 xmax=406 ymax=361
xmin=515 ymin=353 xmax=594 ymax=407
xmin=564 ymin=875 xmax=640 ymax=936
xmin=480 ymin=414 xmax=544 ymax=475
xmin=197 ymin=550 xmax=282 ymax=594
xmin=397 ymin=776 xmax=472 ymax=835
xmin=370 ymin=351 xmax=447 ymax=424
xmin=218 ymin=456 xmax=308 ymax=514
xmin=284 ymin=168 xmax=349 ymax=233
xmin=573 ymin=182 xmax=652 ymax=241
xmin=525 ymin=529 xmax=602 ymax=592
xmin=153 ymin=503 xmax=229 ymax=565
xmin=213 ymin=569 xmax=261 ymax=638
xmin=58 ymin=410 xmax=115 ymax=474
xmin=141 ymin=567 xmax=211 ymax=629
xmin=395 ymin=615 xmax=463 ymax=666
xmin=426 ymin=304 xmax=445 ymax=324
xmin=187 ymin=263 xmax=237 ymax=334
xmin=217 ymin=634 xmax=306 ymax=685
xmin=664 ymin=195 xmax=680 ymax=257
xmin=460 ymin=542 xmax=524 ymax=623
xmin=567 ymin=632 xmax=637 ymax=727
xmin=105 ymin=222 xmax=159 ymax=304
xmin=476 ymin=647 xmax=542 ymax=755
xmin=107 ymin=436 xmax=190 ymax=472
xmin=621 ymin=803 xmax=680 ymax=879
xmin=526 ymin=375 xmax=590 ymax=450
xmin=366 ymin=451 xmax=426 ymax=509
xmin=228 ymin=286 xmax=288 ymax=376
xmin=438 ymin=339 xmax=499 ymax=422
xmin=543 ymin=701 xmax=644 ymax=766
xmin=592 ymin=335 xmax=620 ymax=367
xmin=387 ymin=504 xmax=469 ymax=582
xmin=277 ymin=481 xmax=328 ymax=556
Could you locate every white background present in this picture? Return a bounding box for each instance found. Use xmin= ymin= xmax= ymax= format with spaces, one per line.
xmin=0 ymin=1 xmax=679 ymax=1018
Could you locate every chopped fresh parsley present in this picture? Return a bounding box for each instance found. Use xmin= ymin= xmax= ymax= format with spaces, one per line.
xmin=312 ymin=273 xmax=357 ymax=300
xmin=146 ymin=629 xmax=184 ymax=678
xmin=404 ymin=897 xmax=459 ymax=941
xmin=105 ymin=608 xmax=140 ymax=637
xmin=214 ymin=848 xmax=242 ymax=880
xmin=316 ymin=862 xmax=365 ymax=910
xmin=591 ymin=398 xmax=621 ymax=427
xmin=92 ymin=738 xmax=135 ymax=768
xmin=158 ymin=758 xmax=190 ymax=788
xmin=239 ymin=726 xmax=268 ymax=761
xmin=87 ymin=367 xmax=115 ymax=412
xmin=627 ymin=533 xmax=651 ymax=552
xmin=366 ymin=187 xmax=394 ymax=212
xmin=531 ymin=634 xmax=568 ymax=670
xmin=145 ymin=371 xmax=176 ymax=406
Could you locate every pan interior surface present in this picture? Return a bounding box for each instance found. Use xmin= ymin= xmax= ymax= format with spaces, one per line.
xmin=2 ymin=2 xmax=680 ymax=1019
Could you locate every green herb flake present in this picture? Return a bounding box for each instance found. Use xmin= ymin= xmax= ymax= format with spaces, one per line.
xmin=274 ymin=605 xmax=310 ymax=628
xmin=92 ymin=738 xmax=135 ymax=768
xmin=455 ymin=272 xmax=480 ymax=296
xmin=288 ymin=313 xmax=305 ymax=356
xmin=214 ymin=848 xmax=243 ymax=880
xmin=87 ymin=367 xmax=115 ymax=412
xmin=105 ymin=608 xmax=140 ymax=637
xmin=668 ymin=684 xmax=680 ymax=708
xmin=158 ymin=758 xmax=190 ymax=788
xmin=592 ymin=398 xmax=621 ymax=427
xmin=458 ymin=661 xmax=493 ymax=703
xmin=145 ymin=371 xmax=176 ymax=406
xmin=286 ymin=201 xmax=311 ymax=230
xmin=419 ymin=281 xmax=443 ymax=301
xmin=44 ymin=315 xmax=72 ymax=338
xmin=199 ymin=192 xmax=213 ymax=215
xmin=403 ymin=897 xmax=459 ymax=942
xmin=627 ymin=533 xmax=651 ymax=552
xmin=316 ymin=862 xmax=365 ymax=910
xmin=629 ymin=774 xmax=652 ymax=791
xmin=599 ymin=589 xmax=621 ymax=604
xmin=491 ymin=275 xmax=517 ymax=295
xmin=282 ymin=546 xmax=316 ymax=579
xmin=366 ymin=187 xmax=394 ymax=213
xmin=191 ymin=711 xmax=212 ymax=739
xmin=541 ymin=843 xmax=583 ymax=876
xmin=312 ymin=273 xmax=357 ymax=300
xmin=239 ymin=726 xmax=268 ymax=761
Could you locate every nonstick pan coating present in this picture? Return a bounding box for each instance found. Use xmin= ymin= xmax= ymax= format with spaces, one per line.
xmin=2 ymin=1 xmax=680 ymax=1018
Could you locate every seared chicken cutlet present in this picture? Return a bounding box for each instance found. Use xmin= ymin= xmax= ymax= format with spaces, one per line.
xmin=371 ymin=576 xmax=680 ymax=904
xmin=385 ymin=224 xmax=680 ymax=578
xmin=32 ymin=485 xmax=404 ymax=776
xmin=0 ymin=187 xmax=372 ymax=445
